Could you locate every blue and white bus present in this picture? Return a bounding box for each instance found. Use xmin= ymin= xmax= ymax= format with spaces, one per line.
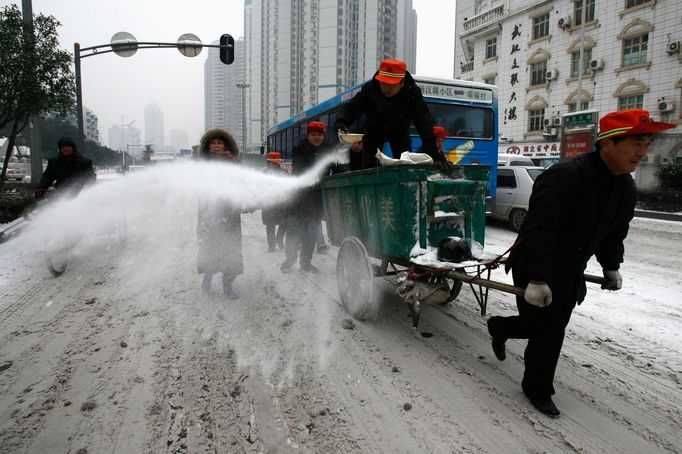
xmin=266 ymin=76 xmax=498 ymax=202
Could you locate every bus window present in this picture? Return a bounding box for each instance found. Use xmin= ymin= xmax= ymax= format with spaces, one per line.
xmin=292 ymin=123 xmax=302 ymax=147
xmin=416 ymin=104 xmax=494 ymax=140
xmin=350 ymin=114 xmax=366 ymax=135
xmin=285 ymin=128 xmax=293 ymax=156
xmin=276 ymin=133 xmax=284 ymax=158
xmin=328 ymin=111 xmax=339 ymax=145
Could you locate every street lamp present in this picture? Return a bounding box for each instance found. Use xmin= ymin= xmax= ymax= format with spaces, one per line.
xmin=236 ymin=82 xmax=250 ymax=154
xmin=73 ymin=32 xmax=235 ymax=153
xmin=120 ymin=117 xmax=135 ymax=170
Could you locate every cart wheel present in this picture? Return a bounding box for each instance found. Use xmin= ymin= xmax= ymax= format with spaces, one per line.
xmin=445 ymin=278 xmax=463 ymax=303
xmin=337 ymin=236 xmax=374 ymax=320
xmin=46 ymin=254 xmax=67 ymax=277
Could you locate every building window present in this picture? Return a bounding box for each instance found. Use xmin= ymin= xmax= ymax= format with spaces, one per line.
xmin=533 ymin=13 xmax=550 ymax=40
xmin=626 ymin=0 xmax=648 ymax=7
xmin=618 ymin=95 xmax=643 ymax=110
xmin=485 ymin=37 xmax=497 ymax=59
xmin=574 ymin=0 xmax=595 ymax=25
xmin=570 ymin=49 xmax=592 ymax=77
xmin=568 ymin=101 xmax=590 ymax=112
xmin=623 ymin=34 xmax=648 ymax=66
xmin=529 ymin=109 xmax=545 ymax=131
xmin=483 ymin=76 xmax=496 ymax=85
xmin=530 ymin=61 xmax=547 ymax=85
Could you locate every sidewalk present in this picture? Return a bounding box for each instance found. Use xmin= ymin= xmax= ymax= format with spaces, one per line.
xmin=634 ymin=209 xmax=682 ymax=222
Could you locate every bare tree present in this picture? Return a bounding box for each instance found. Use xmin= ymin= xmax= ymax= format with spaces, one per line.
xmin=0 ymin=4 xmax=74 ymax=188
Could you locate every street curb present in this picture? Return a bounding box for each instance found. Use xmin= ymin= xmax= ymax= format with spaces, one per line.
xmin=634 ymin=209 xmax=682 ymax=222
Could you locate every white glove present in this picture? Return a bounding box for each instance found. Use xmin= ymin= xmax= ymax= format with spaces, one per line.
xmin=524 ymin=281 xmax=553 ymax=307
xmin=601 ymin=270 xmax=622 ymax=290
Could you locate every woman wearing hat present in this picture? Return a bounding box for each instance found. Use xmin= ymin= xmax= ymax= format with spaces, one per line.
xmin=486 ymin=109 xmax=676 ymax=418
xmin=196 ymin=128 xmax=243 ymax=299
xmin=261 ymin=151 xmax=288 ymax=252
xmin=280 ymin=121 xmax=327 ymax=273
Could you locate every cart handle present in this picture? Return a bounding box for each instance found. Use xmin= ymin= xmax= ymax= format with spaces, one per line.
xmin=445 ymin=272 xmax=608 ymax=297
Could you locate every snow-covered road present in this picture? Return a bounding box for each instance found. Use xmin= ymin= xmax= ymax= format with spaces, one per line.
xmin=0 ymin=204 xmax=680 ymax=453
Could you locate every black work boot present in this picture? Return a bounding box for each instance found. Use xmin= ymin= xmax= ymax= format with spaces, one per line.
xmin=525 ymin=392 xmax=561 ymax=418
xmin=487 ymin=317 xmax=507 ymax=361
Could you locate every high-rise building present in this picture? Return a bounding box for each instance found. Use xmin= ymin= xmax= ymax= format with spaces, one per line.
xmin=144 ymin=101 xmax=164 ymax=147
xmin=457 ymin=0 xmax=682 ymax=190
xmin=243 ymin=0 xmax=417 ymax=152
xmin=204 ymin=38 xmax=247 ymax=150
xmin=396 ymin=0 xmax=418 ymax=73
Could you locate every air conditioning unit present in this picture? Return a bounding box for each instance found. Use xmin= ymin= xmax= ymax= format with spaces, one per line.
xmin=667 ymin=41 xmax=681 ymax=55
xmin=558 ymin=16 xmax=572 ymax=29
xmin=552 ymin=117 xmax=562 ymax=127
xmin=589 ymin=58 xmax=604 ymax=71
xmin=658 ymin=99 xmax=675 ymax=113
xmin=543 ymin=118 xmax=552 ymax=127
xmin=545 ymin=69 xmax=559 ymax=81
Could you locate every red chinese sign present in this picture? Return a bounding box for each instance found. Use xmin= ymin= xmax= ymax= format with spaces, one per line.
xmin=561 ymin=131 xmax=593 ymax=159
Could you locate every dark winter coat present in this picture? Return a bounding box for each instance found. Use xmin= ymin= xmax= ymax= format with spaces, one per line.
xmin=506 ymin=151 xmax=636 ymax=304
xmin=333 ymin=71 xmax=442 ymax=167
xmin=196 ymin=129 xmax=244 ymax=277
xmin=37 ymin=150 xmax=96 ymax=193
xmin=289 ymin=138 xmax=324 ymax=219
xmin=261 ymin=164 xmax=289 ymax=225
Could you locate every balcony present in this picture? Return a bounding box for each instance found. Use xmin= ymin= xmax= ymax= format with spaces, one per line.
xmin=461 ymin=61 xmax=474 ymax=74
xmin=463 ymin=5 xmax=504 ymax=33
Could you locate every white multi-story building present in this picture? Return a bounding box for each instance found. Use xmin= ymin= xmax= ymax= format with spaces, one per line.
xmin=243 ymin=0 xmax=417 ymax=153
xmin=108 ymin=124 xmax=141 ymax=152
xmin=456 ymin=0 xmax=682 ymax=190
xmin=144 ymin=101 xmax=165 ymax=147
xmin=84 ymin=108 xmax=100 ymax=144
xmin=169 ymin=128 xmax=189 ymax=153
xmin=204 ymin=38 xmax=246 ymax=149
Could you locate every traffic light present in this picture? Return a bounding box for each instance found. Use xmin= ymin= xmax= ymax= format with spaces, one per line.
xmin=219 ymin=34 xmax=234 ymax=65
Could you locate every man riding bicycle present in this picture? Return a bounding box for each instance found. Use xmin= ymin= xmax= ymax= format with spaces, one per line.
xmin=34 ymin=137 xmax=96 ymax=200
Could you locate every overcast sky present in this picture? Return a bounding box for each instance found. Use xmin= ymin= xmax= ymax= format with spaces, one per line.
xmin=3 ymin=0 xmax=455 ymax=149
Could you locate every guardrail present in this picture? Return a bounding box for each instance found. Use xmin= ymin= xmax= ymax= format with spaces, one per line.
xmin=463 ymin=5 xmax=504 ymax=33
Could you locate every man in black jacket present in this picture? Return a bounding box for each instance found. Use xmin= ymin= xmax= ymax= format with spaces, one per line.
xmin=35 ymin=137 xmax=96 ymax=200
xmin=281 ymin=121 xmax=327 ymax=273
xmin=334 ymin=59 xmax=446 ymax=169
xmin=486 ymin=109 xmax=676 ymax=418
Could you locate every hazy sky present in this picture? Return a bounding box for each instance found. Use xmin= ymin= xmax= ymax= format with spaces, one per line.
xmin=3 ymin=0 xmax=455 ymax=148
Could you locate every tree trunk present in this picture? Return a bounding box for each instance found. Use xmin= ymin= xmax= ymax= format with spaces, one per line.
xmin=0 ymin=118 xmax=22 ymax=192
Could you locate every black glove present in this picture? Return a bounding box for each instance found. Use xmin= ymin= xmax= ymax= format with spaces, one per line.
xmin=34 ymin=188 xmax=46 ymax=201
xmin=434 ymin=157 xmax=452 ymax=173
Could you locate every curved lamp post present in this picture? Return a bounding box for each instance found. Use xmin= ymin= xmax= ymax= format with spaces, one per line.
xmin=73 ymin=32 xmax=234 ymax=153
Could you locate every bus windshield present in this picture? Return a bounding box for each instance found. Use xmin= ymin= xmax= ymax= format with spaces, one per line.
xmin=411 ymin=103 xmax=494 ymax=139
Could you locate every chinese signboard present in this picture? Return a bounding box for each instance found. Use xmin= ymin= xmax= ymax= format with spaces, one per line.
xmin=562 ymin=131 xmax=593 ymax=158
xmin=563 ymin=110 xmax=598 ymax=127
xmin=416 ymin=82 xmax=493 ymax=103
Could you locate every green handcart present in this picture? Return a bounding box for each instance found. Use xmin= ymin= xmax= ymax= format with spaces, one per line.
xmin=321 ymin=164 xmax=497 ymax=327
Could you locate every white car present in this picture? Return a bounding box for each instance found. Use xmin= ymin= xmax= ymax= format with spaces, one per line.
xmin=5 ymin=167 xmax=27 ymax=181
xmin=491 ymin=166 xmax=545 ymax=232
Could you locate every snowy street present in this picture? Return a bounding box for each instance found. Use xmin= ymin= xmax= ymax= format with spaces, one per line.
xmin=0 ymin=162 xmax=680 ymax=453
